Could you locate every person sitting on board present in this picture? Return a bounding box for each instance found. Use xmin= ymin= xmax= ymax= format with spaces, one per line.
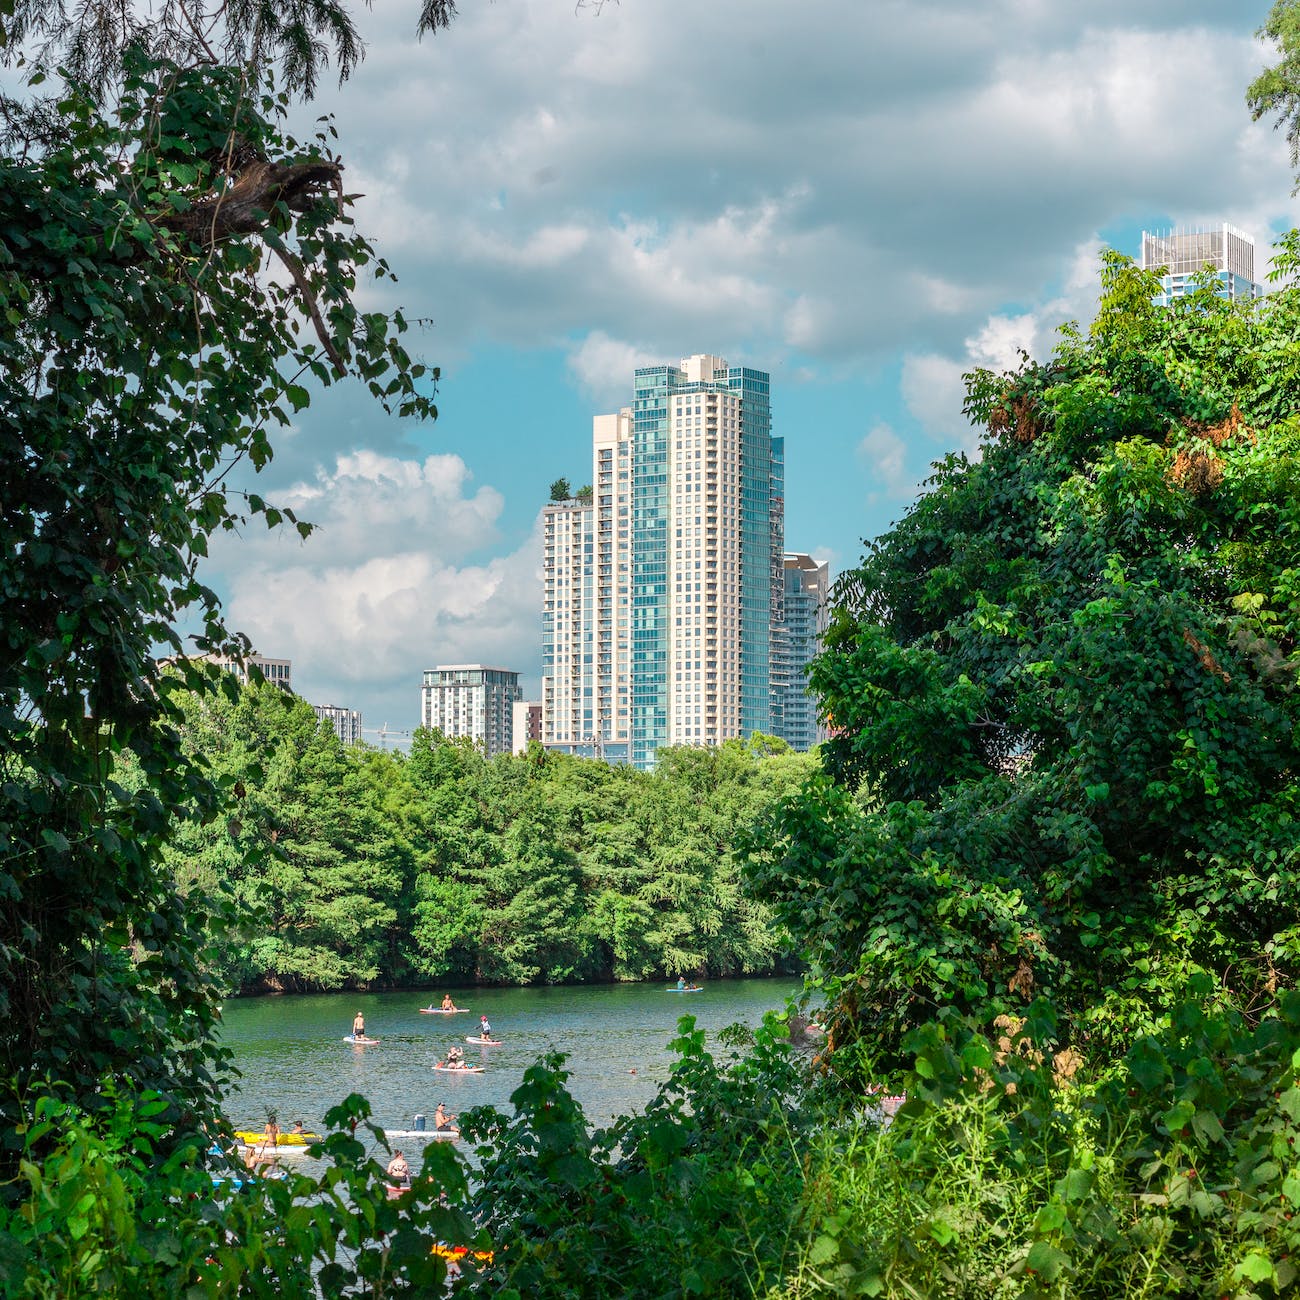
xmin=291 ymin=1120 xmax=307 ymax=1138
xmin=435 ymin=1102 xmax=456 ymax=1133
xmin=352 ymin=1011 xmax=365 ymax=1038
xmin=441 ymin=993 xmax=456 ymax=1011
xmin=447 ymin=1044 xmax=464 ymax=1066
xmin=676 ymin=977 xmax=686 ymax=991
xmin=479 ymin=1015 xmax=492 ymax=1038
xmin=386 ymin=1150 xmax=411 ymax=1185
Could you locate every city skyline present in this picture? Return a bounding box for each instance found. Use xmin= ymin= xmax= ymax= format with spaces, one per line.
xmin=188 ymin=1 xmax=1296 ymax=733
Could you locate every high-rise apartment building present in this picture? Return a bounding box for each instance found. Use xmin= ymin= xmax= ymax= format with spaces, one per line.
xmin=312 ymin=703 xmax=363 ymax=746
xmin=773 ymin=553 xmax=830 ymax=752
xmin=542 ymin=354 xmax=784 ymax=770
xmin=511 ymin=700 xmax=543 ymax=754
xmin=1140 ymin=224 xmax=1263 ymax=305
xmin=420 ymin=665 xmax=522 ymax=758
xmin=159 ymin=651 xmax=293 ymax=690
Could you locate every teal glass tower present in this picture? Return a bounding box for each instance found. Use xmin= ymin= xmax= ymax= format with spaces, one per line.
xmin=543 ymin=354 xmax=784 ymax=771
xmin=628 ymin=355 xmax=782 ymax=770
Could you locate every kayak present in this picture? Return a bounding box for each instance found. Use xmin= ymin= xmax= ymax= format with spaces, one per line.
xmin=464 ymin=1036 xmax=503 ymax=1046
xmin=419 ymin=1007 xmax=470 ymax=1014
xmin=232 ymin=1130 xmax=320 ymax=1146
xmin=433 ymin=1063 xmax=484 ymax=1074
xmin=433 ymin=1243 xmax=494 ymax=1264
xmin=666 ymin=986 xmax=703 ymax=993
xmin=343 ymin=1035 xmax=381 ymax=1044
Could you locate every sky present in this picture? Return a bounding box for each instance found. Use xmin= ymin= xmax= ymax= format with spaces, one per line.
xmin=193 ymin=0 xmax=1298 ymax=737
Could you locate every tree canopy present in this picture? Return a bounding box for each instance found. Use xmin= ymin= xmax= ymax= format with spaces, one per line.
xmin=161 ymin=677 xmax=815 ymax=991
xmin=1250 ymin=0 xmax=1300 ymax=188
xmin=752 ymin=249 xmax=1300 ymax=1076
xmin=3 ymin=0 xmax=461 ymax=98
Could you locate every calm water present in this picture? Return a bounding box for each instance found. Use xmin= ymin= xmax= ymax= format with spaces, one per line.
xmin=219 ymin=978 xmax=799 ymax=1146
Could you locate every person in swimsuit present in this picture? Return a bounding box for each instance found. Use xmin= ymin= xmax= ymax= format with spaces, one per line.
xmin=352 ymin=1011 xmax=365 ymax=1038
xmin=247 ymin=1115 xmax=280 ymax=1167
xmin=435 ymin=1102 xmax=456 ymax=1132
xmin=386 ymin=1150 xmax=411 ymax=1184
xmin=441 ymin=993 xmax=456 ymax=1011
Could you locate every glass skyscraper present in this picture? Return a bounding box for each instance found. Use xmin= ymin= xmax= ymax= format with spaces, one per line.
xmin=773 ymin=553 xmax=830 ymax=752
xmin=543 ymin=354 xmax=784 ymax=770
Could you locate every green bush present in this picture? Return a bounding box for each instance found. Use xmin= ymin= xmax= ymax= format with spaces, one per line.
xmin=0 ymin=1088 xmax=477 ymax=1298
xmin=778 ymin=991 xmax=1300 ymax=1298
xmin=459 ymin=1014 xmax=814 ymax=1298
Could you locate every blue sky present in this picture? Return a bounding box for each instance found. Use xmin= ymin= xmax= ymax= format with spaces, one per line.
xmin=195 ymin=0 xmax=1297 ymax=734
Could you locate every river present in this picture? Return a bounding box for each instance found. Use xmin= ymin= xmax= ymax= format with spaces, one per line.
xmin=219 ymin=977 xmax=800 ymax=1147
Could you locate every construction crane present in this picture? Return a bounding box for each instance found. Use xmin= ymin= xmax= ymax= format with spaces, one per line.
xmin=361 ymin=724 xmax=413 ymax=751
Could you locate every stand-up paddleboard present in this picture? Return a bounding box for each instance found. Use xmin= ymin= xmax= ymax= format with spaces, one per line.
xmin=432 ymin=1063 xmax=484 ymax=1074
xmin=464 ymin=1036 xmax=503 ymax=1046
xmin=419 ymin=1007 xmax=470 ymax=1015
xmin=382 ymin=1129 xmax=459 ymax=1140
xmin=665 ymin=986 xmax=703 ymax=993
xmin=343 ymin=1035 xmax=381 ymax=1044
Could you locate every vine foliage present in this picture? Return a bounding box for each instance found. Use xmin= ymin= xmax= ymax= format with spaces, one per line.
xmin=0 ymin=51 xmax=435 ymax=1149
xmin=751 ymin=250 xmax=1300 ymax=1077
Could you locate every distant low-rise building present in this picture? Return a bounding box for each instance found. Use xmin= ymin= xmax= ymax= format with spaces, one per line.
xmin=421 ymin=665 xmax=522 ymax=758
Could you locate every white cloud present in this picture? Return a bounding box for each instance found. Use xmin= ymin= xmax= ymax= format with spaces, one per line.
xmin=202 ymin=454 xmax=543 ymax=724
xmin=567 ymin=331 xmax=658 ymax=405
xmin=857 ymin=422 xmax=912 ymax=501
xmin=966 ymin=313 xmax=1039 ymax=373
xmin=900 ymin=353 xmax=973 ymax=447
xmin=243 ymin=450 xmax=505 ymax=567
xmin=304 ymin=3 xmax=1291 ymax=374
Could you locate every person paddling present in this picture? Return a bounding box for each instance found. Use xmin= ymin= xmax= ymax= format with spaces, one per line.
xmin=479 ymin=1014 xmax=492 ymax=1039
xmin=247 ymin=1114 xmax=280 ymax=1167
xmin=435 ymin=1102 xmax=457 ymax=1133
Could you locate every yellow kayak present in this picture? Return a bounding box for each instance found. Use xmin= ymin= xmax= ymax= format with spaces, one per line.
xmin=233 ymin=1130 xmax=320 ymax=1146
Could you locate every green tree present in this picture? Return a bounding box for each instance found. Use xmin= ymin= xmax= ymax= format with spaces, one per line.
xmin=753 ymin=250 xmax=1300 ymax=1075
xmin=3 ymin=0 xmax=462 ymax=98
xmin=548 ymin=476 xmax=573 ymax=501
xmin=1249 ymin=0 xmax=1300 ymax=187
xmin=0 ymin=35 xmax=438 ymax=1142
